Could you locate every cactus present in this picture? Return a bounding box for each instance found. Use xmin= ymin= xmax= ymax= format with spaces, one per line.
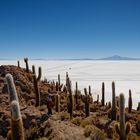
xmin=24 ymin=57 xmax=29 ymax=73
xmin=97 ymin=94 xmax=99 ymax=104
xmin=115 ymin=93 xmax=131 ymax=140
xmin=11 ymin=100 xmax=25 ymax=140
xmin=32 ymin=65 xmax=36 ymax=74
xmin=66 ymin=72 xmax=69 ymax=87
xmin=75 ymin=82 xmax=78 ymax=105
xmin=111 ymin=81 xmax=117 ymax=120
xmin=102 ymin=82 xmax=105 ymax=106
xmin=55 ymin=94 xmax=60 ymax=112
xmin=108 ymin=102 xmax=111 ymax=108
xmin=58 ymin=74 xmax=60 ymax=87
xmin=81 ymin=88 xmax=92 ymax=117
xmin=66 ymin=77 xmax=74 ymax=119
xmin=33 ymin=74 xmax=40 ymax=107
xmin=56 ymin=82 xmax=59 ymax=91
xmin=128 ymin=89 xmax=132 ymax=113
xmin=89 ymin=85 xmax=91 ymax=95
xmin=5 ymin=74 xmax=18 ymax=103
xmin=137 ymin=102 xmax=140 ymax=111
xmin=32 ymin=65 xmax=42 ymax=107
xmin=32 ymin=65 xmax=42 ymax=81
xmin=17 ymin=60 xmax=20 ymax=68
xmin=37 ymin=67 xmax=42 ymax=81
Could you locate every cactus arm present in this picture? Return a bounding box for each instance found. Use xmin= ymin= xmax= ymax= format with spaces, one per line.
xmin=32 ymin=65 xmax=36 ymax=74
xmin=24 ymin=58 xmax=29 ymax=73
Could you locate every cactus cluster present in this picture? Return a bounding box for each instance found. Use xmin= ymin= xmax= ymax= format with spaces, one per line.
xmin=115 ymin=93 xmax=131 ymax=140
xmin=81 ymin=88 xmax=92 ymax=117
xmin=5 ymin=74 xmax=25 ymax=140
xmin=32 ymin=65 xmax=42 ymax=107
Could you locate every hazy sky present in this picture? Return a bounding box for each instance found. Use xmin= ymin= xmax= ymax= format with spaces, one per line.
xmin=0 ymin=0 xmax=140 ymax=59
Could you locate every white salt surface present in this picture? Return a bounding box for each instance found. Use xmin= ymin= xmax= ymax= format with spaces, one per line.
xmin=1 ymin=60 xmax=140 ymax=109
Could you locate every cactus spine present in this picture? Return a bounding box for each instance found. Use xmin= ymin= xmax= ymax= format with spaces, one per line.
xmin=115 ymin=93 xmax=131 ymax=140
xmin=66 ymin=77 xmax=74 ymax=118
xmin=5 ymin=74 xmax=18 ymax=102
xmin=24 ymin=57 xmax=29 ymax=73
xmin=111 ymin=81 xmax=116 ymax=120
xmin=11 ymin=101 xmax=25 ymax=140
xmin=32 ymin=65 xmax=42 ymax=107
xmin=81 ymin=88 xmax=91 ymax=117
xmin=128 ymin=89 xmax=132 ymax=113
xmin=55 ymin=94 xmax=60 ymax=112
xmin=102 ymin=82 xmax=105 ymax=106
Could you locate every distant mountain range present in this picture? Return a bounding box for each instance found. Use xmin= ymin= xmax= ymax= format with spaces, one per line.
xmin=0 ymin=55 xmax=140 ymax=61
xmin=56 ymin=55 xmax=140 ymax=60
xmin=97 ymin=55 xmax=140 ymax=60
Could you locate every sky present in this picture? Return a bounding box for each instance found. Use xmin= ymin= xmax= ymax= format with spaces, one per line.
xmin=0 ymin=0 xmax=140 ymax=59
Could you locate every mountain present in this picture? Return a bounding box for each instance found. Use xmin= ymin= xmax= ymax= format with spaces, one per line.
xmin=98 ymin=55 xmax=140 ymax=60
xmin=0 ymin=55 xmax=140 ymax=61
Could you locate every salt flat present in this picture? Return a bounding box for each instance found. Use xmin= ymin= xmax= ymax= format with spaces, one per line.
xmin=1 ymin=60 xmax=140 ymax=109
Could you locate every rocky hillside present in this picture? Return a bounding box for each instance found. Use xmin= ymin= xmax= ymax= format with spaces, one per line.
xmin=0 ymin=61 xmax=140 ymax=140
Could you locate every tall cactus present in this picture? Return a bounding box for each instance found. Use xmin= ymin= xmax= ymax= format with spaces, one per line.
xmin=24 ymin=57 xmax=29 ymax=73
xmin=75 ymin=82 xmax=78 ymax=105
xmin=89 ymin=85 xmax=91 ymax=95
xmin=17 ymin=60 xmax=20 ymax=68
xmin=102 ymin=82 xmax=105 ymax=106
xmin=66 ymin=77 xmax=74 ymax=118
xmin=66 ymin=72 xmax=69 ymax=87
xmin=111 ymin=81 xmax=117 ymax=120
xmin=137 ymin=102 xmax=140 ymax=111
xmin=32 ymin=65 xmax=42 ymax=107
xmin=5 ymin=74 xmax=18 ymax=102
xmin=81 ymin=88 xmax=91 ymax=117
xmin=5 ymin=74 xmax=24 ymax=140
xmin=115 ymin=93 xmax=131 ymax=140
xmin=128 ymin=89 xmax=132 ymax=113
xmin=58 ymin=74 xmax=60 ymax=86
xmin=97 ymin=94 xmax=99 ymax=104
xmin=55 ymin=94 xmax=60 ymax=112
xmin=11 ymin=101 xmax=25 ymax=140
